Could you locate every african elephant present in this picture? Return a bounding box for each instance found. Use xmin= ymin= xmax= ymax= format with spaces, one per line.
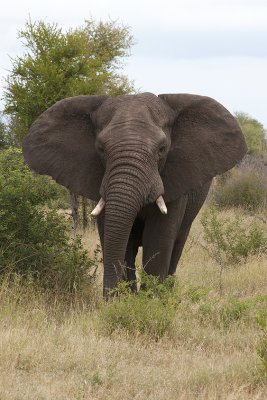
xmin=22 ymin=92 xmax=247 ymax=296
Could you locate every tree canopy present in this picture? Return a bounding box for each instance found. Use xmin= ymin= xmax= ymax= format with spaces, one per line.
xmin=0 ymin=113 xmax=7 ymax=148
xmin=234 ymin=112 xmax=266 ymax=156
xmin=4 ymin=18 xmax=135 ymax=141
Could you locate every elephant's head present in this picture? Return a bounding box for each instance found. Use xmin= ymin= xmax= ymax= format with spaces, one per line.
xmin=22 ymin=92 xmax=247 ymax=294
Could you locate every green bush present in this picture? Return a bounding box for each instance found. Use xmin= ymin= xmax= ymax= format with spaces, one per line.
xmin=0 ymin=148 xmax=95 ymax=293
xmin=99 ymin=274 xmax=181 ymax=340
xmin=212 ymin=155 xmax=267 ymax=210
xmin=99 ymin=272 xmax=267 ymax=339
xmin=201 ymin=206 xmax=267 ymax=266
xmin=234 ymin=112 xmax=266 ymax=156
xmin=99 ymin=263 xmax=267 ymax=340
xmin=197 ymin=292 xmax=267 ymax=329
xmin=199 ymin=297 xmax=254 ymax=328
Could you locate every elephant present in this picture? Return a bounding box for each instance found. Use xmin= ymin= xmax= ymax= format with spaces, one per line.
xmin=22 ymin=92 xmax=247 ymax=296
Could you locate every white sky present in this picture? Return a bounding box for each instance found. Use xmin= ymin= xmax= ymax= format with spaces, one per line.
xmin=1 ymin=0 xmax=267 ymax=128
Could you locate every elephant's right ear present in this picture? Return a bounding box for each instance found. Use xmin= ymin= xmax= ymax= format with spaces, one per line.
xmin=158 ymin=94 xmax=248 ymax=202
xmin=22 ymin=95 xmax=108 ymax=201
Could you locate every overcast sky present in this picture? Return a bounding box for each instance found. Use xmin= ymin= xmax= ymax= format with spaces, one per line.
xmin=1 ymin=0 xmax=267 ymax=128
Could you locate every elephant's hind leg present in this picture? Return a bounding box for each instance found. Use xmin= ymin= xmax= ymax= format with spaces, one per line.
xmin=168 ymin=181 xmax=212 ymax=276
xmin=168 ymin=226 xmax=191 ymax=275
xmin=142 ymin=197 xmax=188 ymax=281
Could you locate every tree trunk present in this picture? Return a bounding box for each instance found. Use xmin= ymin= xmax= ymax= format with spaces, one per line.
xmin=70 ymin=191 xmax=79 ymax=229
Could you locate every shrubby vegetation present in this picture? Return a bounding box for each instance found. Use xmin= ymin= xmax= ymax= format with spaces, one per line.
xmin=235 ymin=112 xmax=266 ymax=156
xmin=0 ymin=145 xmax=266 ymax=396
xmin=211 ymin=112 xmax=267 ymax=209
xmin=99 ymin=270 xmax=267 ymax=341
xmin=100 ymin=274 xmax=179 ymax=339
xmin=212 ymin=155 xmax=267 ymax=210
xmin=0 ymin=148 xmax=97 ymax=294
xmin=201 ymin=205 xmax=266 ymax=265
xmin=3 ymin=111 xmax=265 ymax=347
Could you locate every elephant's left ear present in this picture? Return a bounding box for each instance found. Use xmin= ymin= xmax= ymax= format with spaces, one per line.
xmin=22 ymin=95 xmax=108 ymax=201
xmin=158 ymin=94 xmax=247 ymax=202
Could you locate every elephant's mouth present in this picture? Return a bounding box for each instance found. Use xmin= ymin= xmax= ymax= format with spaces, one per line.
xmin=91 ymin=195 xmax=168 ymax=216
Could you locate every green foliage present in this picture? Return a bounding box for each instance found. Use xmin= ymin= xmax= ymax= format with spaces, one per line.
xmin=199 ymin=297 xmax=254 ymax=328
xmin=235 ymin=112 xmax=266 ymax=156
xmin=183 ymin=285 xmax=211 ymax=303
xmin=0 ymin=113 xmax=8 ymax=148
xmin=90 ymin=371 xmax=103 ymax=386
xmin=99 ymin=274 xmax=181 ymax=340
xmin=99 ymin=268 xmax=267 ymax=340
xmin=191 ymin=291 xmax=267 ymax=330
xmin=201 ymin=206 xmax=266 ymax=266
xmin=213 ymin=155 xmax=267 ymax=210
xmin=0 ymin=148 xmax=96 ymax=293
xmin=4 ymin=17 xmax=135 ymax=141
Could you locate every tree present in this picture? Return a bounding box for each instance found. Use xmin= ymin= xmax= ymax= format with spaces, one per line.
xmin=3 ymin=17 xmax=135 ymax=229
xmin=4 ymin=17 xmax=135 ymax=142
xmin=234 ymin=112 xmax=266 ymax=156
xmin=0 ymin=113 xmax=8 ymax=148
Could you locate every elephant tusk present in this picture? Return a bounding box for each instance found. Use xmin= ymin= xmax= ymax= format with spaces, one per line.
xmin=91 ymin=198 xmax=105 ymax=216
xmin=156 ymin=196 xmax=168 ymax=215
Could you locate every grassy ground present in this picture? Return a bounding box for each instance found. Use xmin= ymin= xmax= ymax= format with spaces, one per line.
xmin=0 ymin=207 xmax=266 ymax=399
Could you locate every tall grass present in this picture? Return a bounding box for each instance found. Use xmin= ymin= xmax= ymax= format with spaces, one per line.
xmin=0 ymin=207 xmax=266 ymax=399
xmin=212 ymin=155 xmax=267 ymax=210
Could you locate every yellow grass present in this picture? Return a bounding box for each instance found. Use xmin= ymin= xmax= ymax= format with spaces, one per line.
xmin=0 ymin=207 xmax=266 ymax=399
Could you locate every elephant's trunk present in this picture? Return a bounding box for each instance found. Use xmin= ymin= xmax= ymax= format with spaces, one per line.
xmin=103 ymin=191 xmax=140 ymax=296
xmin=101 ymin=144 xmax=164 ymax=296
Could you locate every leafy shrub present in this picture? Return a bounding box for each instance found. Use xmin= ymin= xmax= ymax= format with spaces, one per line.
xmin=197 ymin=293 xmax=267 ymax=329
xmin=212 ymin=155 xmax=267 ymax=210
xmin=201 ymin=206 xmax=266 ymax=266
xmin=99 ymin=274 xmax=181 ymax=340
xmin=183 ymin=285 xmax=211 ymax=303
xmin=99 ymin=271 xmax=266 ymax=338
xmin=199 ymin=297 xmax=254 ymax=328
xmin=0 ymin=148 xmax=96 ymax=293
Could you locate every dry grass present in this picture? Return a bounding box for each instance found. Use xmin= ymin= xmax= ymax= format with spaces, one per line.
xmin=0 ymin=300 xmax=265 ymax=400
xmin=0 ymin=207 xmax=266 ymax=399
xmin=178 ymin=207 xmax=267 ymax=297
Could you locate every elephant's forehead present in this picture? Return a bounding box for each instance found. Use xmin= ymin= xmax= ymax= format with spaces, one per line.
xmin=96 ymin=93 xmax=172 ymax=128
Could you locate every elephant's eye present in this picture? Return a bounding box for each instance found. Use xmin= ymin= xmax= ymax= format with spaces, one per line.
xmin=159 ymin=146 xmax=166 ymax=154
xmin=98 ymin=146 xmax=104 ymax=154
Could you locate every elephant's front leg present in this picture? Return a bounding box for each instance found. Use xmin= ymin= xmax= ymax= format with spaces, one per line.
xmin=124 ymin=219 xmax=143 ymax=291
xmin=142 ymin=196 xmax=188 ymax=280
xmin=125 ymin=218 xmax=144 ymax=281
xmin=96 ymin=212 xmax=105 ymax=255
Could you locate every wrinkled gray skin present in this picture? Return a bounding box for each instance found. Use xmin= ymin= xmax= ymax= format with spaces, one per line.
xmin=22 ymin=93 xmax=247 ymax=296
